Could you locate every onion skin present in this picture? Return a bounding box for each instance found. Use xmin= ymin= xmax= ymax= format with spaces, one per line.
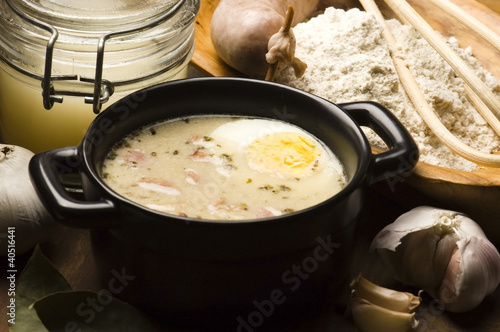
xmin=0 ymin=144 xmax=56 ymax=255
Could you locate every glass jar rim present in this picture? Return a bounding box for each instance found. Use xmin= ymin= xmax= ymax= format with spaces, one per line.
xmin=9 ymin=0 xmax=184 ymax=32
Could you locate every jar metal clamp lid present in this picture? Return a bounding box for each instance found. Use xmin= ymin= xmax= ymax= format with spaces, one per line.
xmin=1 ymin=0 xmax=197 ymax=114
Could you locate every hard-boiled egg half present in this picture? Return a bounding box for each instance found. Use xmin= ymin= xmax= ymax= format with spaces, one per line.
xmin=210 ymin=118 xmax=336 ymax=179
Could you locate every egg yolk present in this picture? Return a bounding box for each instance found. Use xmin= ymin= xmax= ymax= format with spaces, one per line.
xmin=245 ymin=132 xmax=322 ymax=177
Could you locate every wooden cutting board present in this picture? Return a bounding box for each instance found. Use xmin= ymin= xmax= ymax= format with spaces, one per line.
xmin=191 ymin=0 xmax=238 ymax=77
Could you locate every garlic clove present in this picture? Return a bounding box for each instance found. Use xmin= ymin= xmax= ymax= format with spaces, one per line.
xmin=372 ymin=208 xmax=458 ymax=295
xmin=350 ymin=274 xmax=421 ymax=313
xmin=439 ymin=245 xmax=461 ymax=309
xmin=399 ymin=227 xmax=444 ymax=292
xmin=440 ymin=232 xmax=500 ymax=312
xmin=432 ymin=231 xmax=458 ymax=294
xmin=350 ymin=297 xmax=419 ymax=332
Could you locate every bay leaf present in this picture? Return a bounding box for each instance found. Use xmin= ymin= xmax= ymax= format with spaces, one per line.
xmin=33 ymin=290 xmax=163 ymax=332
xmin=10 ymin=245 xmax=72 ymax=332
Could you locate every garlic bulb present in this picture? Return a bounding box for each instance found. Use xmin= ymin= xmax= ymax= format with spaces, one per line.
xmin=0 ymin=144 xmax=55 ymax=255
xmin=350 ymin=274 xmax=420 ymax=332
xmin=371 ymin=206 xmax=500 ymax=313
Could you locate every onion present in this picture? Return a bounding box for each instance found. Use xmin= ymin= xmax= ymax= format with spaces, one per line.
xmin=0 ymin=144 xmax=55 ymax=255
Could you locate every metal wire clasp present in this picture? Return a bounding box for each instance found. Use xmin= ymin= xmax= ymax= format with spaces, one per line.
xmin=6 ymin=0 xmax=187 ymax=114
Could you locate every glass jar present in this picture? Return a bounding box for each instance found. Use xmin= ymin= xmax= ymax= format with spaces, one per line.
xmin=0 ymin=0 xmax=200 ymax=152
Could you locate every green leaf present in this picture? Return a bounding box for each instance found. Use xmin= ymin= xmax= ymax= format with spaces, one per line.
xmin=33 ymin=290 xmax=163 ymax=332
xmin=10 ymin=245 xmax=72 ymax=332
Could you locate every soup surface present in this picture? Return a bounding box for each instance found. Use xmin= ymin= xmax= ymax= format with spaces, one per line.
xmin=102 ymin=116 xmax=347 ymax=220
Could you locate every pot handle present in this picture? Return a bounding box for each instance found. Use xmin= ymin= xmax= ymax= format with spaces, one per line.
xmin=339 ymin=101 xmax=419 ymax=184
xmin=29 ymin=147 xmax=119 ymax=229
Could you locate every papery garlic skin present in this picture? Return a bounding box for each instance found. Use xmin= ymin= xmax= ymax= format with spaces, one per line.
xmin=371 ymin=206 xmax=500 ymax=313
xmin=0 ymin=144 xmax=55 ymax=254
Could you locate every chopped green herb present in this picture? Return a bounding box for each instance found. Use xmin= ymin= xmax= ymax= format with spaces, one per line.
xmin=279 ymin=185 xmax=291 ymax=191
xmin=259 ymin=185 xmax=273 ymax=191
xmin=107 ymin=151 xmax=118 ymax=160
xmin=221 ymin=153 xmax=233 ymax=162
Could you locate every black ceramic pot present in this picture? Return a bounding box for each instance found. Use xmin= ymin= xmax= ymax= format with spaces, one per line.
xmin=29 ymin=77 xmax=418 ymax=328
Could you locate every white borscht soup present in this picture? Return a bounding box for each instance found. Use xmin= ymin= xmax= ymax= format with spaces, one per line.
xmin=101 ymin=116 xmax=347 ymax=220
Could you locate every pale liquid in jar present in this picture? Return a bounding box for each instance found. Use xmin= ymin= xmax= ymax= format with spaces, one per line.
xmin=102 ymin=116 xmax=347 ymax=220
xmin=0 ymin=64 xmax=189 ymax=153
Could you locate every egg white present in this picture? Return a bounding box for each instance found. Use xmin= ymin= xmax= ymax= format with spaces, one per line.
xmin=210 ymin=118 xmax=336 ymax=179
xmin=210 ymin=118 xmax=306 ymax=150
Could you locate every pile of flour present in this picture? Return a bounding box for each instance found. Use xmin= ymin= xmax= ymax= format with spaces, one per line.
xmin=275 ymin=7 xmax=500 ymax=171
